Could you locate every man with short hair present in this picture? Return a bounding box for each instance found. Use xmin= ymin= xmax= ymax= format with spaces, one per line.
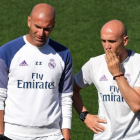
xmin=0 ymin=3 xmax=73 ymax=140
xmin=73 ymin=20 xmax=140 ymax=139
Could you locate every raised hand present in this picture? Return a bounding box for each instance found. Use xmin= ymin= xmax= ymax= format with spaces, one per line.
xmin=105 ymin=49 xmax=122 ymax=76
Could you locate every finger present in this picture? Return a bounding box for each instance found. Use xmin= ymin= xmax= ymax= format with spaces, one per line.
xmin=112 ymin=51 xmax=120 ymax=62
xmin=107 ymin=49 xmax=115 ymax=60
xmin=105 ymin=49 xmax=110 ymax=56
xmin=94 ymin=124 xmax=105 ymax=132
xmin=98 ymin=118 xmax=107 ymax=123
xmin=106 ymin=50 xmax=119 ymax=67
xmin=105 ymin=49 xmax=112 ymax=61
xmin=93 ymin=117 xmax=106 ymax=131
xmin=90 ymin=123 xmax=105 ymax=133
xmin=105 ymin=51 xmax=111 ymax=61
xmin=105 ymin=54 xmax=112 ymax=66
xmin=105 ymin=55 xmax=109 ymax=63
xmin=111 ymin=50 xmax=118 ymax=59
xmin=92 ymin=128 xmax=99 ymax=134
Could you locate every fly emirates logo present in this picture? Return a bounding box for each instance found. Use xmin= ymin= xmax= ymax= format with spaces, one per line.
xmin=17 ymin=73 xmax=55 ymax=89
xmin=100 ymin=86 xmax=124 ymax=102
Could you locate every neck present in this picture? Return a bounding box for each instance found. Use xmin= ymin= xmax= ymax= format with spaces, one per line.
xmin=26 ymin=34 xmax=33 ymax=44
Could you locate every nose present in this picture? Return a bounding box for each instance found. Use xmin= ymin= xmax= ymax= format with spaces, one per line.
xmin=104 ymin=42 xmax=111 ymax=50
xmin=38 ymin=29 xmax=44 ymax=37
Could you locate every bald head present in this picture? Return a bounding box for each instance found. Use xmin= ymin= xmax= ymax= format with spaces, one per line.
xmin=101 ymin=20 xmax=127 ymax=38
xmin=30 ymin=3 xmax=55 ymax=22
xmin=100 ymin=20 xmax=129 ymax=61
xmin=27 ymin=3 xmax=56 ymax=47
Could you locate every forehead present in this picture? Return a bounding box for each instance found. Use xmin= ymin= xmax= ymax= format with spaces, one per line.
xmin=32 ymin=15 xmax=53 ymax=27
xmin=101 ymin=29 xmax=121 ymax=40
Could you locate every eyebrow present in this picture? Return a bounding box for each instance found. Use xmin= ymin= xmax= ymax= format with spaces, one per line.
xmin=34 ymin=24 xmax=52 ymax=30
xmin=101 ymin=39 xmax=116 ymax=42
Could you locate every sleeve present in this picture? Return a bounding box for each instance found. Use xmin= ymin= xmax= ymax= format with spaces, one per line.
xmin=75 ymin=59 xmax=93 ymax=88
xmin=0 ymin=58 xmax=8 ymax=110
xmin=59 ymin=52 xmax=74 ymax=129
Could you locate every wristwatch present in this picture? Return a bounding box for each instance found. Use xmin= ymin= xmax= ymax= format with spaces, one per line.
xmin=79 ymin=111 xmax=89 ymax=121
xmin=0 ymin=134 xmax=4 ymax=140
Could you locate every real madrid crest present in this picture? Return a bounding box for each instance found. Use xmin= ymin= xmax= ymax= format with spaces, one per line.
xmin=48 ymin=59 xmax=56 ymax=69
xmin=125 ymin=73 xmax=131 ymax=83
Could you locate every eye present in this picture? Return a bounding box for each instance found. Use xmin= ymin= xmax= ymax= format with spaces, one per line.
xmin=44 ymin=27 xmax=51 ymax=31
xmin=35 ymin=24 xmax=41 ymax=29
xmin=109 ymin=40 xmax=116 ymax=43
xmin=101 ymin=39 xmax=106 ymax=43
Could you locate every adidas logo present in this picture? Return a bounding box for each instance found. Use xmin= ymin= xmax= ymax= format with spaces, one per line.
xmin=19 ymin=60 xmax=28 ymax=66
xmin=99 ymin=75 xmax=108 ymax=81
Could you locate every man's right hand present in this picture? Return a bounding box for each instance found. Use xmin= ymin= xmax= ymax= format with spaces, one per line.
xmin=84 ymin=114 xmax=107 ymax=134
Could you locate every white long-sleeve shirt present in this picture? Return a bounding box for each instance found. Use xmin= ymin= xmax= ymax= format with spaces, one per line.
xmin=0 ymin=36 xmax=73 ymax=137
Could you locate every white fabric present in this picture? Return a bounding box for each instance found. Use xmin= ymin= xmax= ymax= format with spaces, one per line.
xmin=0 ymin=88 xmax=7 ymax=110
xmin=5 ymin=132 xmax=64 ymax=140
xmin=0 ymin=35 xmax=73 ymax=137
xmin=75 ymin=51 xmax=140 ymax=140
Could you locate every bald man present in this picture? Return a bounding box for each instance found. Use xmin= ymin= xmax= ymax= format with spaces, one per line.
xmin=72 ymin=20 xmax=140 ymax=139
xmin=0 ymin=3 xmax=73 ymax=140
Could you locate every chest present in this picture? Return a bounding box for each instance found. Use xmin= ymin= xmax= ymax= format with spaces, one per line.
xmin=93 ymin=62 xmax=138 ymax=93
xmin=8 ymin=47 xmax=64 ymax=83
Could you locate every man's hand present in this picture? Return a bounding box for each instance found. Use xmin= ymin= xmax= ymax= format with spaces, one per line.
xmin=62 ymin=128 xmax=71 ymax=140
xmin=84 ymin=114 xmax=107 ymax=134
xmin=105 ymin=49 xmax=122 ymax=76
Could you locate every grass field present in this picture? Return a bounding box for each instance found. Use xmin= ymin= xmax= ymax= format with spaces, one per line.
xmin=1 ymin=0 xmax=140 ymax=139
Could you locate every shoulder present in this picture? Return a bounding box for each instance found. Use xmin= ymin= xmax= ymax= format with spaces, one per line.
xmin=131 ymin=50 xmax=140 ymax=58
xmin=0 ymin=36 xmax=25 ymax=55
xmin=90 ymin=54 xmax=105 ymax=61
xmin=49 ymin=39 xmax=72 ymax=63
xmin=0 ymin=36 xmax=25 ymax=69
xmin=49 ymin=39 xmax=68 ymax=51
xmin=130 ymin=50 xmax=140 ymax=64
xmin=81 ymin=54 xmax=105 ymax=76
xmin=129 ymin=50 xmax=140 ymax=69
xmin=86 ymin=54 xmax=105 ymax=68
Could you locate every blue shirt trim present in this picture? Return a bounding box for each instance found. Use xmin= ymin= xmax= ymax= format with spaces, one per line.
xmin=0 ymin=36 xmax=25 ymax=70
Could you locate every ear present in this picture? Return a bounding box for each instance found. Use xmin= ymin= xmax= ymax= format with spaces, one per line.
xmin=51 ymin=21 xmax=55 ymax=31
xmin=53 ymin=21 xmax=55 ymax=28
xmin=27 ymin=16 xmax=31 ymax=28
xmin=123 ymin=36 xmax=129 ymax=46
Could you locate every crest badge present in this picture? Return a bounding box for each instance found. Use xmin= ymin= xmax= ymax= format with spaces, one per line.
xmin=48 ymin=59 xmax=56 ymax=69
xmin=125 ymin=73 xmax=131 ymax=83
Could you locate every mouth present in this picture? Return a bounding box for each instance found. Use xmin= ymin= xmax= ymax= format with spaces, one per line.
xmin=36 ymin=36 xmax=46 ymax=42
xmin=106 ymin=48 xmax=111 ymax=51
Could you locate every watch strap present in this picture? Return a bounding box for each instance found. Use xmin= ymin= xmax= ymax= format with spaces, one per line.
xmin=79 ymin=111 xmax=89 ymax=121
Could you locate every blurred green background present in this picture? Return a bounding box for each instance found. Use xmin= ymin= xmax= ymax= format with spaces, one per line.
xmin=1 ymin=0 xmax=140 ymax=139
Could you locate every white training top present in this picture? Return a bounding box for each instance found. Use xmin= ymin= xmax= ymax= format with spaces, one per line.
xmin=75 ymin=50 xmax=140 ymax=140
xmin=0 ymin=36 xmax=73 ymax=137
